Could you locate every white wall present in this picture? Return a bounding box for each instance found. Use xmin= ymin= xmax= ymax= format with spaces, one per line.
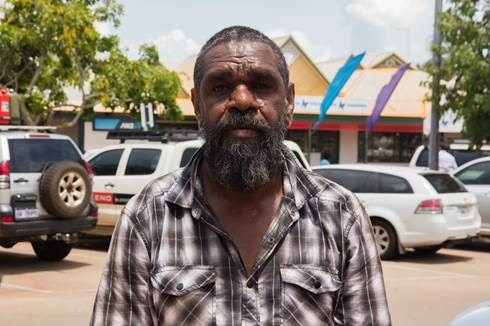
xmin=339 ymin=130 xmax=358 ymax=163
xmin=83 ymin=122 xmax=121 ymax=152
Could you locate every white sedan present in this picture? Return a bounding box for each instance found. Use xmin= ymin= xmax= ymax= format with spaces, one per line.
xmin=312 ymin=164 xmax=481 ymax=259
xmin=453 ymin=156 xmax=490 ymax=237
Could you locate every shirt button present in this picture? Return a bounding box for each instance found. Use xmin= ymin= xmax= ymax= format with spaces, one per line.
xmin=191 ymin=208 xmax=201 ymax=217
xmin=176 ymin=283 xmax=184 ymax=291
xmin=313 ymin=280 xmax=322 ymax=289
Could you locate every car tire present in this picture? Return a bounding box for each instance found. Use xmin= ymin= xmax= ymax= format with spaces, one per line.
xmin=371 ymin=218 xmax=398 ymax=260
xmin=414 ymin=245 xmax=442 ymax=254
xmin=39 ymin=161 xmax=91 ymax=218
xmin=31 ymin=241 xmax=72 ymax=261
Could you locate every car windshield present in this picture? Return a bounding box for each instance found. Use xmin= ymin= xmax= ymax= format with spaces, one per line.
xmin=421 ymin=173 xmax=467 ymax=193
xmin=415 ymin=146 xmax=490 ymax=167
xmin=8 ymin=139 xmax=81 ymax=173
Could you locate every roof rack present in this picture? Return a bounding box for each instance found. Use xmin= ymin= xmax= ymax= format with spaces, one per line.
xmin=0 ymin=125 xmax=57 ymax=132
xmin=107 ymin=129 xmax=201 ymax=143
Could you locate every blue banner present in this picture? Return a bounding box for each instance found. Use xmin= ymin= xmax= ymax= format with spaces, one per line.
xmin=314 ymin=52 xmax=365 ymax=129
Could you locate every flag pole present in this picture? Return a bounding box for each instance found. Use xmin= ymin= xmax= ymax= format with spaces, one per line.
xmin=364 ymin=128 xmax=368 ymax=163
xmin=307 ymin=125 xmax=312 ymax=163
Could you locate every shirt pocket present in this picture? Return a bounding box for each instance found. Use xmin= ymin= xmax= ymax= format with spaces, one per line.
xmin=151 ymin=265 xmax=216 ymax=326
xmin=280 ymin=264 xmax=341 ymax=326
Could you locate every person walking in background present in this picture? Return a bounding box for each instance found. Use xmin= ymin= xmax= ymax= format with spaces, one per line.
xmin=439 ymin=143 xmax=458 ymax=173
xmin=320 ymin=148 xmax=331 ymax=165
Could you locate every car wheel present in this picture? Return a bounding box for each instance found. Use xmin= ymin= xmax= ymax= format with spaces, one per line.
xmin=414 ymin=245 xmax=442 ymax=254
xmin=371 ymin=218 xmax=398 ymax=260
xmin=39 ymin=161 xmax=91 ymax=218
xmin=31 ymin=241 xmax=72 ymax=261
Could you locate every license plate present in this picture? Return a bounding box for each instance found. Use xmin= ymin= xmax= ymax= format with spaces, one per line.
xmin=93 ymin=192 xmax=114 ymax=204
xmin=15 ymin=207 xmax=38 ymax=219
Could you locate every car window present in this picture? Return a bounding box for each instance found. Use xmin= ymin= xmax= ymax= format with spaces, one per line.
xmin=422 ymin=173 xmax=467 ymax=193
xmin=380 ymin=173 xmax=413 ymax=193
xmin=416 ymin=147 xmax=486 ymax=167
xmin=8 ymin=139 xmax=81 ymax=173
xmin=314 ymin=168 xmax=379 ymax=193
xmin=89 ymin=149 xmax=123 ymax=176
xmin=125 ymin=148 xmax=161 ymax=175
xmin=454 ymin=161 xmax=490 ymax=185
xmin=179 ymin=147 xmax=199 ymax=167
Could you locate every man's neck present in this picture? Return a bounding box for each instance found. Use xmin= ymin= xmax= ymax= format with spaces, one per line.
xmin=199 ymin=161 xmax=284 ymax=275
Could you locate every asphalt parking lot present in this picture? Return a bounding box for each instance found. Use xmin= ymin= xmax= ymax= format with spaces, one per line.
xmin=0 ymin=239 xmax=489 ymax=326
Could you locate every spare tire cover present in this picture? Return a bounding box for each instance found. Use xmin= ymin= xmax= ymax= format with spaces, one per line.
xmin=39 ymin=161 xmax=91 ymax=218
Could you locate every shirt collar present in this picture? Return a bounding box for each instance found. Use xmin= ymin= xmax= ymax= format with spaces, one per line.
xmin=165 ymin=147 xmax=324 ymax=214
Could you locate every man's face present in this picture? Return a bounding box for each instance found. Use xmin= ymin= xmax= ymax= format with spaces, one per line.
xmin=192 ymin=40 xmax=295 ymax=190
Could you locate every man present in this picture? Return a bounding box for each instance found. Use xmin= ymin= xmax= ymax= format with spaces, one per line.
xmin=91 ymin=26 xmax=391 ymax=325
xmin=439 ymin=143 xmax=458 ymax=173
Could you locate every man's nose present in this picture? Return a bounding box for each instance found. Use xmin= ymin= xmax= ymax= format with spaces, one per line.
xmin=229 ymin=84 xmax=258 ymax=111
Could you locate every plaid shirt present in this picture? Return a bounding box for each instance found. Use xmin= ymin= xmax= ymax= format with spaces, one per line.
xmin=91 ymin=149 xmax=391 ymax=326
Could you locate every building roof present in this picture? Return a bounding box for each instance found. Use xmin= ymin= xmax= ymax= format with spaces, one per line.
xmin=316 ymin=53 xmax=430 ymax=118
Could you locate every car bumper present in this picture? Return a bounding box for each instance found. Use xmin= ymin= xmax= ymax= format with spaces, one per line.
xmin=0 ymin=216 xmax=97 ymax=239
xmin=400 ymin=213 xmax=481 ymax=247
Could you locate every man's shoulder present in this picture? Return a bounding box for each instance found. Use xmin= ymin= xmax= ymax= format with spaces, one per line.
xmin=300 ymin=169 xmax=358 ymax=205
xmin=125 ymin=167 xmax=188 ymax=212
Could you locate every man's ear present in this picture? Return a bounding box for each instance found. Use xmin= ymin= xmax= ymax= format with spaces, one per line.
xmin=285 ymin=83 xmax=295 ymax=127
xmin=191 ymin=88 xmax=202 ymax=127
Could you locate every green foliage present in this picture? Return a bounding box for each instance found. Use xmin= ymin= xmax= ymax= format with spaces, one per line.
xmin=0 ymin=0 xmax=182 ymax=126
xmin=91 ymin=43 xmax=182 ymax=121
xmin=427 ymin=0 xmax=490 ymax=147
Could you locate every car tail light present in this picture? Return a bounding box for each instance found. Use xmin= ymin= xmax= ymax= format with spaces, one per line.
xmin=415 ymin=199 xmax=443 ymax=214
xmin=89 ymin=205 xmax=98 ymax=219
xmin=83 ymin=160 xmax=93 ymax=174
xmin=1 ymin=215 xmax=14 ymax=223
xmin=0 ymin=160 xmax=10 ymax=189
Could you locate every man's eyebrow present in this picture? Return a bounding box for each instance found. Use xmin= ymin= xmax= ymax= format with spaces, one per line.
xmin=202 ymin=70 xmax=230 ymax=84
xmin=250 ymin=69 xmax=277 ymax=81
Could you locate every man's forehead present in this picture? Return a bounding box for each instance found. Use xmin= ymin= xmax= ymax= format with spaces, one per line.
xmin=201 ymin=40 xmax=278 ymax=72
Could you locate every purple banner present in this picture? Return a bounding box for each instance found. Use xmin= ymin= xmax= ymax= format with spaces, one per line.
xmin=366 ymin=62 xmax=410 ymax=130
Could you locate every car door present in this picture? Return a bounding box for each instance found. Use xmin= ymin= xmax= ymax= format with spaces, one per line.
xmin=116 ymin=147 xmax=164 ymax=204
xmin=89 ymin=148 xmax=125 ymax=231
xmin=454 ymin=161 xmax=490 ymax=232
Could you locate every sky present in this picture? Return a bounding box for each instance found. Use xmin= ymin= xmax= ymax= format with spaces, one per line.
xmin=104 ymin=0 xmax=437 ymax=68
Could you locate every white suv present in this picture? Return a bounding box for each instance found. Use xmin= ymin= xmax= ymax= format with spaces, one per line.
xmin=85 ymin=139 xmax=310 ymax=236
xmin=0 ymin=129 xmax=97 ymax=260
xmin=313 ymin=164 xmax=481 ymax=259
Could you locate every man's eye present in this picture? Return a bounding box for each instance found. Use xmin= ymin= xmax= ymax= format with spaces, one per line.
xmin=212 ymin=85 xmax=227 ymax=93
xmin=253 ymin=83 xmax=270 ymax=90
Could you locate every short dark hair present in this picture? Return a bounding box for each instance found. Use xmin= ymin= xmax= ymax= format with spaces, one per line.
xmin=193 ymin=26 xmax=289 ymax=90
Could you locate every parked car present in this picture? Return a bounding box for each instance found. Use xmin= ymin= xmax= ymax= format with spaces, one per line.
xmin=0 ymin=128 xmax=97 ymax=261
xmin=409 ymin=144 xmax=490 ymax=168
xmin=312 ymin=164 xmax=481 ymax=259
xmin=453 ymin=156 xmax=490 ymax=237
xmin=450 ymin=300 xmax=490 ymax=326
xmin=85 ymin=139 xmax=310 ymax=236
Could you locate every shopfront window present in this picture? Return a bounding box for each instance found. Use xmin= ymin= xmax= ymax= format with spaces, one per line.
xmin=286 ymin=130 xmax=339 ymax=164
xmin=358 ymin=132 xmax=421 ymax=163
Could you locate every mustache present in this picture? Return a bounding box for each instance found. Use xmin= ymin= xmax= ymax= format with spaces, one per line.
xmin=214 ymin=109 xmax=271 ymax=134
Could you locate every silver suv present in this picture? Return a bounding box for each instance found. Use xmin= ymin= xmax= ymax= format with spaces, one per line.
xmin=0 ymin=128 xmax=97 ymax=260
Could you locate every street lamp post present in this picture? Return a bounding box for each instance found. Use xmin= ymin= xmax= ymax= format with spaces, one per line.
xmin=429 ymin=0 xmax=443 ymax=171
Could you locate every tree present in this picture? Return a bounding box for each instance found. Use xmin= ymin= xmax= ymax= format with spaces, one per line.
xmin=0 ymin=0 xmax=182 ymax=127
xmin=91 ymin=44 xmax=182 ymax=121
xmin=428 ymin=0 xmax=490 ymax=147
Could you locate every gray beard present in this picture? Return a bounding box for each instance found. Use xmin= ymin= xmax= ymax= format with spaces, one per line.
xmin=202 ymin=110 xmax=287 ymax=191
